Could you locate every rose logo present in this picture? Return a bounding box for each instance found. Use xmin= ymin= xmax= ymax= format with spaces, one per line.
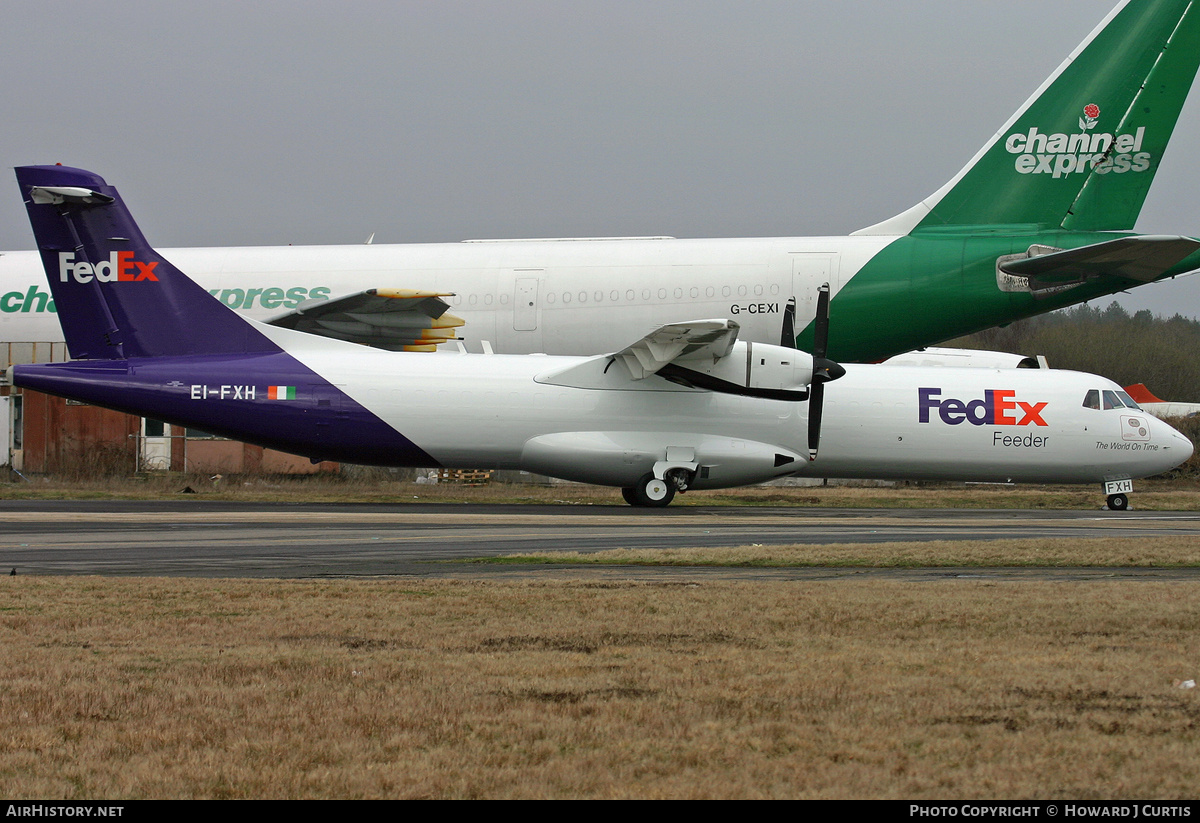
xmin=1080 ymin=103 xmax=1100 ymax=130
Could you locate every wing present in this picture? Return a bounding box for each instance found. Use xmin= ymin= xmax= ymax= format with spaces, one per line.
xmin=999 ymin=236 xmax=1200 ymax=294
xmin=539 ymin=318 xmax=820 ymax=401
xmin=612 ymin=319 xmax=740 ymax=379
xmin=265 ymin=289 xmax=464 ymax=352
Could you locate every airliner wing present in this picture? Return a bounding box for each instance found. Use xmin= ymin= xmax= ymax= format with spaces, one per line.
xmin=999 ymin=236 xmax=1200 ymax=288
xmin=266 ymin=289 xmax=464 ymax=351
xmin=539 ymin=317 xmax=828 ymax=403
xmin=613 ymin=319 xmax=740 ymax=379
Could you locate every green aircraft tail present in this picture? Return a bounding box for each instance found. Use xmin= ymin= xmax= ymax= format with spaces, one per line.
xmin=856 ymin=0 xmax=1200 ymax=235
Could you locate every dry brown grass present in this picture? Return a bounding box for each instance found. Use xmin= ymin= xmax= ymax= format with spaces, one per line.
xmin=5 ymin=473 xmax=1200 ymax=510
xmin=492 ymin=536 xmax=1200 ymax=567
xmin=3 ymin=576 xmax=1200 ymax=799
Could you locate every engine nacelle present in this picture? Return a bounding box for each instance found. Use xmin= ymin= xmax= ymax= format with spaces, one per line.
xmin=660 ymin=341 xmax=815 ymax=400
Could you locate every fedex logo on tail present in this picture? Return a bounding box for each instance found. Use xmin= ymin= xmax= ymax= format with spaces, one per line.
xmin=919 ymin=388 xmax=1048 ymax=427
xmin=58 ymin=252 xmax=158 ymax=284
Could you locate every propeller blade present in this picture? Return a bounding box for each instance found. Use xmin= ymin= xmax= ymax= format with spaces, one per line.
xmin=808 ymin=382 xmax=824 ymax=461
xmin=780 ymin=297 xmax=797 ymax=348
xmin=806 ymin=357 xmax=845 ymax=461
xmin=808 ymin=282 xmax=837 ymax=461
xmin=813 ymin=283 xmax=830 ymax=360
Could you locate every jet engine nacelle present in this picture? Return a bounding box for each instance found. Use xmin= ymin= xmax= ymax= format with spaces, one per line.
xmin=662 ymin=341 xmax=815 ymax=400
xmin=520 ymin=430 xmax=803 ymax=489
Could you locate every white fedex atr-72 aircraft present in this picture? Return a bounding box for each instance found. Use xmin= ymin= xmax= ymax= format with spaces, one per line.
xmin=3 ymin=0 xmax=1200 ymax=362
xmin=9 ymin=166 xmax=1191 ymax=508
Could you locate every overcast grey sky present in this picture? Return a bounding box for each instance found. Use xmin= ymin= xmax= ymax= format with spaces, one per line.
xmin=3 ymin=0 xmax=1198 ymax=316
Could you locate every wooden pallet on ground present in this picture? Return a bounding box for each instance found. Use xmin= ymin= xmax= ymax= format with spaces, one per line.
xmin=436 ymin=468 xmax=494 ymax=486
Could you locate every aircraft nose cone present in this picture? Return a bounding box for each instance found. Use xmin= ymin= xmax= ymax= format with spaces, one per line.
xmin=1172 ymin=428 xmax=1195 ymax=463
xmin=1150 ymin=418 xmax=1195 ymax=473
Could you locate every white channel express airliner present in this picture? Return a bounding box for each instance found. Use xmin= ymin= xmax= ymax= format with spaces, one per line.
xmin=9 ymin=165 xmax=1191 ymax=508
xmin=2 ymin=0 xmax=1200 ymax=364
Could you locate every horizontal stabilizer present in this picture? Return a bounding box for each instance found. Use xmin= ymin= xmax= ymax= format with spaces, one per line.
xmin=998 ymin=235 xmax=1200 ymax=293
xmin=267 ymin=288 xmax=464 ymax=351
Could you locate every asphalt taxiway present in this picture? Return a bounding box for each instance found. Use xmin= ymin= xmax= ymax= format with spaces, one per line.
xmin=2 ymin=500 xmax=1199 ymax=579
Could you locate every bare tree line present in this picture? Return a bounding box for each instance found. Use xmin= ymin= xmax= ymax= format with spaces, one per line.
xmin=947 ymin=301 xmax=1200 ymax=402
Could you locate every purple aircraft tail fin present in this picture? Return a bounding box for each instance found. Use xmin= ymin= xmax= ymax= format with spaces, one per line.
xmin=15 ymin=165 xmax=279 ymax=360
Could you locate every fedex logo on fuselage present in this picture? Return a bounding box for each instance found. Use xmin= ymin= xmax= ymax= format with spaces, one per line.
xmin=58 ymin=252 xmax=158 ymax=284
xmin=919 ymin=388 xmax=1048 ymax=427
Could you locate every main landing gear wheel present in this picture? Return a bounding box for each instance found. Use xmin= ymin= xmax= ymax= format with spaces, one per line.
xmin=630 ymin=473 xmax=676 ymax=507
xmin=1107 ymin=493 xmax=1129 ymax=511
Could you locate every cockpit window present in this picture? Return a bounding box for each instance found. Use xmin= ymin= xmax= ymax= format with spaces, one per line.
xmin=1103 ymin=389 xmax=1137 ymax=410
xmin=1088 ymin=389 xmax=1139 ymax=410
xmin=1116 ymin=390 xmax=1141 ymax=410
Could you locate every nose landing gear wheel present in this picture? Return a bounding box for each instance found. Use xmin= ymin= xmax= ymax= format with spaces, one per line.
xmin=1107 ymin=493 xmax=1129 ymax=511
xmin=628 ymin=473 xmax=676 ymax=507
